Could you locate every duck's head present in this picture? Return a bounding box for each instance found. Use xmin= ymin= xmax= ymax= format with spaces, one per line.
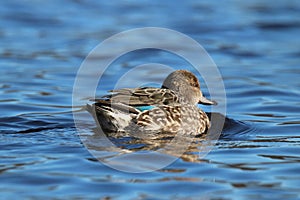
xmin=162 ymin=70 xmax=217 ymax=105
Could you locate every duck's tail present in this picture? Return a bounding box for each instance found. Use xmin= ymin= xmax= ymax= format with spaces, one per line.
xmin=86 ymin=103 xmax=139 ymax=132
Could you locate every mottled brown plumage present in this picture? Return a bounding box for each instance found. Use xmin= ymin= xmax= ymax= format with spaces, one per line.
xmin=87 ymin=70 xmax=216 ymax=136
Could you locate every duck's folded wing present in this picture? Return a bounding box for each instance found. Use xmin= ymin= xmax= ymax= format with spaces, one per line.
xmin=92 ymin=87 xmax=179 ymax=106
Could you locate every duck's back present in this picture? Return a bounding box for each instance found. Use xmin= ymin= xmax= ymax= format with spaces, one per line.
xmin=97 ymin=87 xmax=179 ymax=106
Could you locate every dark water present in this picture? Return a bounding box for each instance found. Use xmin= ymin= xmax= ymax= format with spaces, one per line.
xmin=1 ymin=1 xmax=300 ymax=199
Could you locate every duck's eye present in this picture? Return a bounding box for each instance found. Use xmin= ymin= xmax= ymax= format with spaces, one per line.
xmin=190 ymin=81 xmax=199 ymax=88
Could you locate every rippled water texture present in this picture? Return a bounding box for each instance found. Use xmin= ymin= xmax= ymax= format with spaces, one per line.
xmin=1 ymin=1 xmax=300 ymax=199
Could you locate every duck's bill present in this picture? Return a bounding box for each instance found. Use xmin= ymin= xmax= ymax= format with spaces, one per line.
xmin=198 ymin=96 xmax=217 ymax=105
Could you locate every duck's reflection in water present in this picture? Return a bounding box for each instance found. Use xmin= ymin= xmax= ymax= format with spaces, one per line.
xmin=86 ymin=129 xmax=210 ymax=163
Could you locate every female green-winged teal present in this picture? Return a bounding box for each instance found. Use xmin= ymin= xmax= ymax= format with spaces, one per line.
xmin=87 ymin=70 xmax=216 ymax=136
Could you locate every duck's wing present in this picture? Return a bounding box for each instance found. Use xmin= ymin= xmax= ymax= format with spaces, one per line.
xmin=92 ymin=87 xmax=179 ymax=106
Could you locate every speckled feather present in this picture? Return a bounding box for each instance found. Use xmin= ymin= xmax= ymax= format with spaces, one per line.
xmin=96 ymin=87 xmax=179 ymax=106
xmin=87 ymin=70 xmax=216 ymax=136
xmin=135 ymin=104 xmax=210 ymax=134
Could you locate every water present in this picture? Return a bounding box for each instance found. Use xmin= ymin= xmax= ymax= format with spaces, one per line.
xmin=1 ymin=0 xmax=300 ymax=199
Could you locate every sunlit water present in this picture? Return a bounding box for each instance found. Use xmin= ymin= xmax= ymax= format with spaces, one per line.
xmin=1 ymin=1 xmax=300 ymax=199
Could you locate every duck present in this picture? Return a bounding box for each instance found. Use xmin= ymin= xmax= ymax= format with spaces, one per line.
xmin=87 ymin=70 xmax=216 ymax=137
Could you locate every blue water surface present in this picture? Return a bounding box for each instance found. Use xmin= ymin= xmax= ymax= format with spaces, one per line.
xmin=1 ymin=1 xmax=300 ymax=199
